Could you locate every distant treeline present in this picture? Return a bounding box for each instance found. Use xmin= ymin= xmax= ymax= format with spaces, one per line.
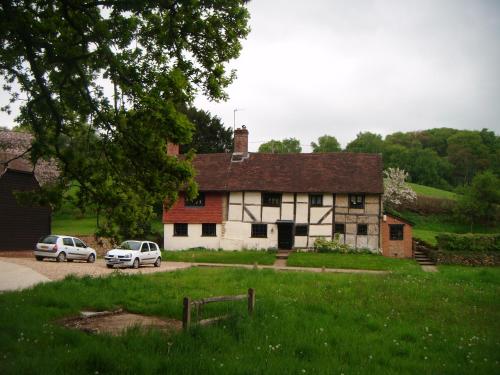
xmin=258 ymin=128 xmax=499 ymax=190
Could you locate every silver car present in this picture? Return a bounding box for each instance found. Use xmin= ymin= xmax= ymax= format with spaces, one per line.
xmin=34 ymin=235 xmax=97 ymax=263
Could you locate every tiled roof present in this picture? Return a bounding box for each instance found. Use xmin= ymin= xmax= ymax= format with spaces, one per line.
xmin=191 ymin=152 xmax=383 ymax=193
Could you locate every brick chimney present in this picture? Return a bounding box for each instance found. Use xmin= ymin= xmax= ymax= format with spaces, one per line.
xmin=233 ymin=125 xmax=249 ymax=155
xmin=166 ymin=142 xmax=179 ymax=156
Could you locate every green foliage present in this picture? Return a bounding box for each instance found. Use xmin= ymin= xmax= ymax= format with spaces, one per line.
xmin=455 ymin=170 xmax=500 ymax=229
xmin=313 ymin=236 xmax=368 ymax=253
xmin=162 ymin=249 xmax=276 ymax=265
xmin=311 ymin=135 xmax=341 ymax=152
xmin=258 ymin=138 xmax=302 ymax=153
xmin=0 ymin=1 xmax=250 ymax=240
xmin=407 ymin=183 xmax=458 ymax=200
xmin=345 ymin=131 xmax=384 ymax=154
xmin=436 ymin=233 xmax=500 ymax=252
xmin=180 ymin=107 xmax=233 ymax=153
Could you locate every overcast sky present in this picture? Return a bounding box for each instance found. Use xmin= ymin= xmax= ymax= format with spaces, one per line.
xmin=195 ymin=0 xmax=500 ymax=151
xmin=1 ymin=1 xmax=499 ymax=151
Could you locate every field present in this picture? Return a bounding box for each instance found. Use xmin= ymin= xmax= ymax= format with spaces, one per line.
xmin=0 ymin=266 xmax=498 ymax=374
xmin=407 ymin=182 xmax=458 ymax=200
xmin=163 ymin=249 xmax=277 ymax=265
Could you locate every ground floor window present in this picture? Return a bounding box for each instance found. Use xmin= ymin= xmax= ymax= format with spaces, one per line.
xmin=251 ymin=224 xmax=267 ymax=238
xmin=173 ymin=223 xmax=188 ymax=236
xmin=389 ymin=224 xmax=404 ymax=240
xmin=202 ymin=223 xmax=217 ymax=237
xmin=334 ymin=223 xmax=345 ymax=234
xmin=295 ymin=224 xmax=308 ymax=236
xmin=357 ymin=224 xmax=368 ymax=235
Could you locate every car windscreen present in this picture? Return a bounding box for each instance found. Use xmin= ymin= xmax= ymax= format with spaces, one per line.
xmin=39 ymin=235 xmax=58 ymax=244
xmin=118 ymin=241 xmax=141 ymax=250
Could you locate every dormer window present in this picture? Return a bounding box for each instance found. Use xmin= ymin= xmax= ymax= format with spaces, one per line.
xmin=185 ymin=192 xmax=205 ymax=207
xmin=349 ymin=194 xmax=365 ymax=209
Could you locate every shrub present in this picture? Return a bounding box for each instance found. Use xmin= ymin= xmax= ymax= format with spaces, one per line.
xmin=313 ymin=236 xmax=374 ymax=254
xmin=436 ymin=233 xmax=500 ymax=252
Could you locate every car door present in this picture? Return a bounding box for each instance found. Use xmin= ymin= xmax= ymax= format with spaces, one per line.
xmin=73 ymin=238 xmax=89 ymax=259
xmin=149 ymin=242 xmax=159 ymax=260
xmin=140 ymin=242 xmax=152 ymax=263
xmin=62 ymin=237 xmax=77 ymax=259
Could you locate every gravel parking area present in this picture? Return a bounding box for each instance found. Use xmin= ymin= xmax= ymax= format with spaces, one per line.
xmin=1 ymin=257 xmax=192 ymax=281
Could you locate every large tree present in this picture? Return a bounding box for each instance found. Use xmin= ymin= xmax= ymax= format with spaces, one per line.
xmin=0 ymin=1 xmax=250 ymax=239
xmin=311 ymin=135 xmax=341 ymax=152
xmin=180 ymin=107 xmax=233 ymax=154
xmin=258 ymin=138 xmax=302 ymax=153
xmin=345 ymin=132 xmax=384 ymax=154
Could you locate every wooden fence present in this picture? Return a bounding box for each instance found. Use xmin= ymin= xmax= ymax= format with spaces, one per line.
xmin=182 ymin=288 xmax=255 ymax=330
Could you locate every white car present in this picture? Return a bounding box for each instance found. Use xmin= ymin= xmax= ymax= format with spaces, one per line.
xmin=34 ymin=235 xmax=97 ymax=263
xmin=104 ymin=240 xmax=161 ymax=269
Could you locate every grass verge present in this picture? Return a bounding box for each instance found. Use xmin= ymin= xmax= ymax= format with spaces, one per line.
xmin=162 ymin=249 xmax=276 ymax=265
xmin=287 ymin=252 xmax=421 ymax=272
xmin=0 ymin=267 xmax=498 ymax=374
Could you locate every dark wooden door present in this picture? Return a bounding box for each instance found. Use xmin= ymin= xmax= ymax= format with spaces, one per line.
xmin=277 ymin=222 xmax=294 ymax=250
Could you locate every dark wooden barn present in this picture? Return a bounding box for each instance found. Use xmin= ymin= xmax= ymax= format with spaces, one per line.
xmin=0 ymin=154 xmax=52 ymax=251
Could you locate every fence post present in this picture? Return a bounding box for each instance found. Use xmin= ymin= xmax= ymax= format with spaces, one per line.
xmin=183 ymin=297 xmax=191 ymax=330
xmin=247 ymin=288 xmax=255 ymax=315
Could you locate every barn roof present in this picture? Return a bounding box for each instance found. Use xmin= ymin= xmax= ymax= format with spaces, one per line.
xmin=0 ymin=130 xmax=59 ymax=185
xmin=190 ymin=152 xmax=383 ymax=193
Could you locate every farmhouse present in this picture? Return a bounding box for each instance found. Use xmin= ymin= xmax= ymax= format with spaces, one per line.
xmin=163 ymin=127 xmax=391 ymax=252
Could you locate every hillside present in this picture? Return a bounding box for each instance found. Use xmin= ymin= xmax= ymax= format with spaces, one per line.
xmin=407 ymin=182 xmax=458 ymax=200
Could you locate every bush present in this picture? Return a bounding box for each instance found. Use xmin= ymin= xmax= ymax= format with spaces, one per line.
xmin=313 ymin=236 xmax=373 ymax=254
xmin=436 ymin=233 xmax=500 ymax=252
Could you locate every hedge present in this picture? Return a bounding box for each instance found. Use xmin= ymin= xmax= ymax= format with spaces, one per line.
xmin=436 ymin=233 xmax=500 ymax=252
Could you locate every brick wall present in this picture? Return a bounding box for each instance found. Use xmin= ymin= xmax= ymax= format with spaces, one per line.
xmin=381 ymin=215 xmax=413 ymax=258
xmin=163 ymin=192 xmax=223 ymax=224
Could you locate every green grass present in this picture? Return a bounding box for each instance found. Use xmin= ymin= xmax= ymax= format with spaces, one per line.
xmin=400 ymin=211 xmax=499 ymax=246
xmin=407 ymin=182 xmax=458 ymax=200
xmin=163 ymin=249 xmax=276 ymax=265
xmin=0 ymin=267 xmax=499 ymax=374
xmin=287 ymin=252 xmax=421 ymax=272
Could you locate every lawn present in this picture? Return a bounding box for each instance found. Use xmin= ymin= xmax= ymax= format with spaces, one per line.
xmin=407 ymin=182 xmax=458 ymax=200
xmin=163 ymin=249 xmax=276 ymax=265
xmin=0 ymin=267 xmax=498 ymax=374
xmin=287 ymin=252 xmax=421 ymax=272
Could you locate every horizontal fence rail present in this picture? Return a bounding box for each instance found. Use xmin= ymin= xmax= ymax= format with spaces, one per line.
xmin=183 ymin=288 xmax=255 ymax=330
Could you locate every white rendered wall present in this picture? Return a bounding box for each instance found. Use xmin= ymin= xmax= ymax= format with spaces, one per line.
xmin=164 ymin=224 xmax=222 ymax=250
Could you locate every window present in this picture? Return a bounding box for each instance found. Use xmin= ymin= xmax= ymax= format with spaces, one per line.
xmin=63 ymin=238 xmax=74 ymax=246
xmin=149 ymin=242 xmax=159 ymax=251
xmin=389 ymin=224 xmax=404 ymax=240
xmin=262 ymin=193 xmax=281 ymax=207
xmin=251 ymin=224 xmax=267 ymax=238
xmin=295 ymin=225 xmax=308 ymax=236
xmin=185 ymin=192 xmax=205 ymax=207
xmin=74 ymin=238 xmax=86 ymax=248
xmin=349 ymin=194 xmax=365 ymax=209
xmin=202 ymin=223 xmax=217 ymax=237
xmin=141 ymin=242 xmax=150 ymax=252
xmin=174 ymin=223 xmax=188 ymax=236
xmin=357 ymin=224 xmax=368 ymax=235
xmin=40 ymin=235 xmax=58 ymax=244
xmin=334 ymin=223 xmax=345 ymax=234
xmin=309 ymin=194 xmax=323 ymax=207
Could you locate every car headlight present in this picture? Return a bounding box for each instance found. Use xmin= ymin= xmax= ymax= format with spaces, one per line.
xmin=105 ymin=251 xmax=110 ymax=257
xmin=125 ymin=253 xmax=132 ymax=258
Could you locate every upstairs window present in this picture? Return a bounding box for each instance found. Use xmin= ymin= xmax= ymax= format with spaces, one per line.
xmin=309 ymin=194 xmax=323 ymax=207
xmin=262 ymin=193 xmax=281 ymax=207
xmin=251 ymin=224 xmax=268 ymax=238
xmin=357 ymin=224 xmax=368 ymax=235
xmin=389 ymin=224 xmax=404 ymax=240
xmin=174 ymin=223 xmax=188 ymax=236
xmin=202 ymin=223 xmax=217 ymax=237
xmin=334 ymin=223 xmax=345 ymax=234
xmin=295 ymin=225 xmax=308 ymax=236
xmin=185 ymin=192 xmax=205 ymax=207
xmin=349 ymin=194 xmax=365 ymax=209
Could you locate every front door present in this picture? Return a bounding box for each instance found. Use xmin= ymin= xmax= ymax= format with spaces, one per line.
xmin=277 ymin=222 xmax=294 ymax=250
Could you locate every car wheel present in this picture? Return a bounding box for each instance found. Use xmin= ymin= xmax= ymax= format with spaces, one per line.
xmin=154 ymin=257 xmax=161 ymax=267
xmin=56 ymin=252 xmax=66 ymax=262
xmin=106 ymin=264 xmax=114 ymax=269
xmin=87 ymin=254 xmax=96 ymax=263
xmin=35 ymin=256 xmax=43 ymax=261
xmin=132 ymin=258 xmax=139 ymax=269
